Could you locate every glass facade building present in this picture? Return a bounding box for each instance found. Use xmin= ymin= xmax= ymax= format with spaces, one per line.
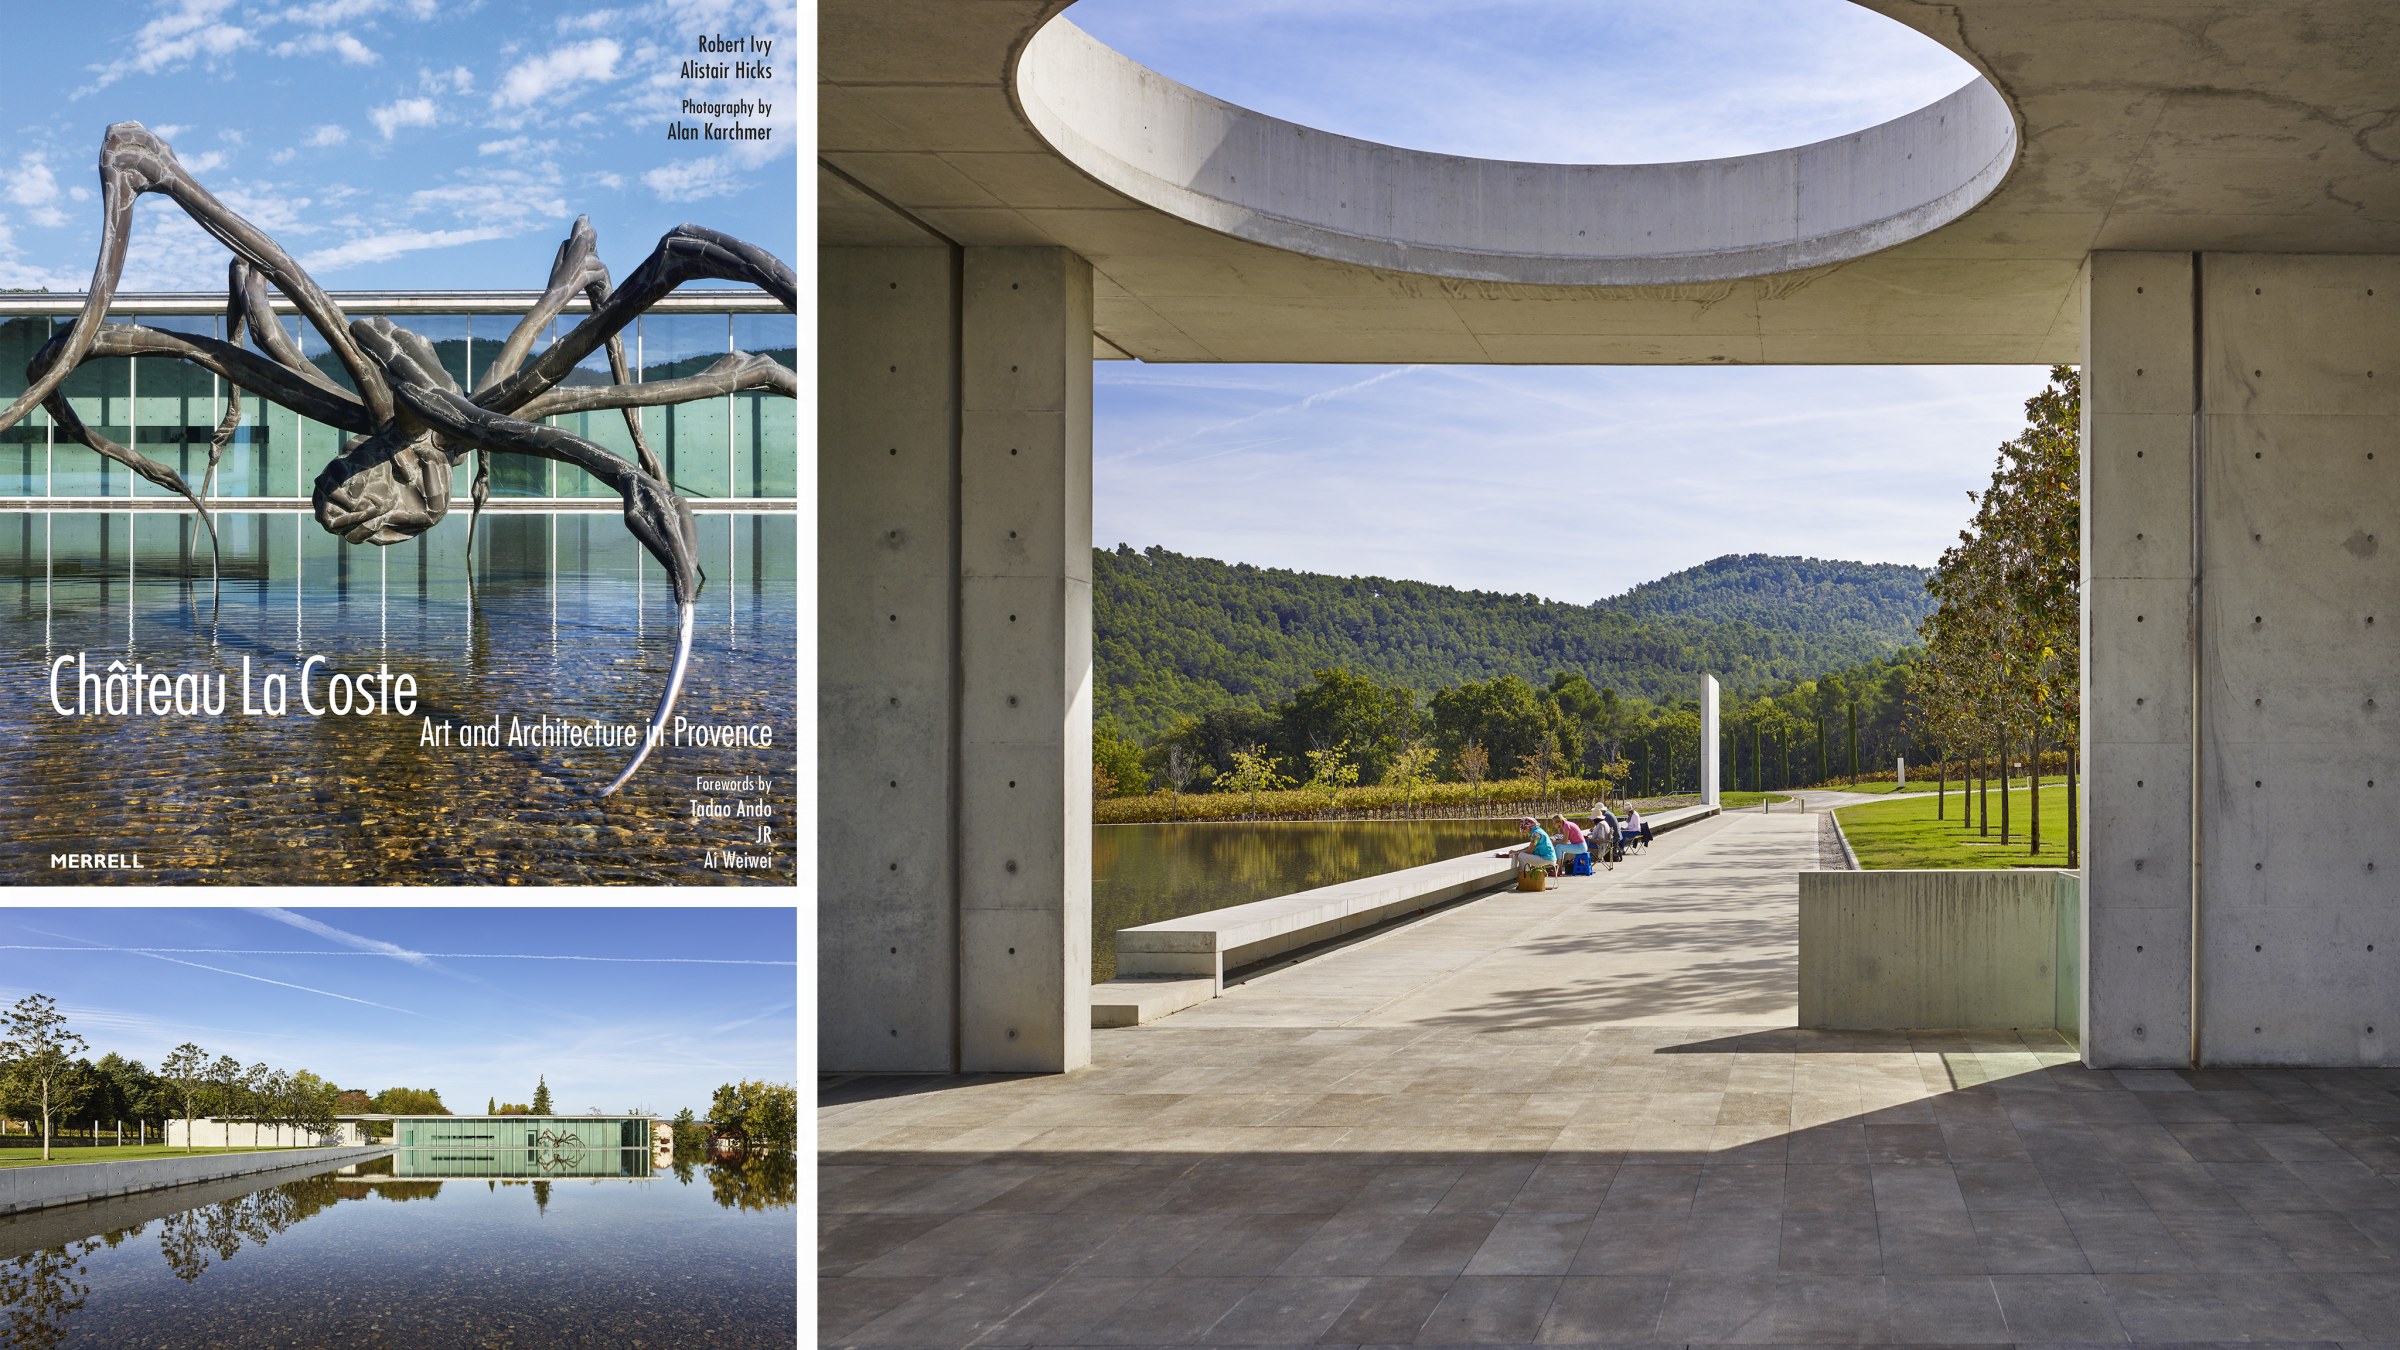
xmin=0 ymin=291 xmax=796 ymax=504
xmin=387 ymin=1115 xmax=661 ymax=1179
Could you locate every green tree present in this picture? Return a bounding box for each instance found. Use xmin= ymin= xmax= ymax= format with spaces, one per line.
xmin=1212 ymin=744 xmax=1291 ymax=814
xmin=1092 ymin=719 xmax=1148 ymax=798
xmin=370 ymin=1087 xmax=450 ymax=1116
xmin=160 ymin=1043 xmax=210 ymax=1152
xmin=0 ymin=995 xmax=87 ymax=1160
xmin=1300 ymin=740 xmax=1359 ymax=811
xmin=531 ymin=1077 xmax=554 ymax=1115
xmin=1383 ymin=739 xmax=1439 ymax=808
xmin=487 ymin=1096 xmax=497 ymax=1115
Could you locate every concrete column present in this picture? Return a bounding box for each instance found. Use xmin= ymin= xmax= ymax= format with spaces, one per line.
xmin=2083 ymin=252 xmax=2400 ymax=1068
xmin=1700 ymin=674 xmax=1720 ymax=805
xmin=819 ymin=245 xmax=962 ymax=1072
xmin=819 ymin=240 xmax=1094 ymax=1076
xmin=2081 ymin=252 xmax=2199 ymax=1067
xmin=2193 ymin=255 xmax=2399 ymax=1067
xmin=958 ymin=248 xmax=1094 ymax=1074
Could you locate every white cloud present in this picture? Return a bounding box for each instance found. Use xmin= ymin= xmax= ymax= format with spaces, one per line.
xmin=477 ymin=136 xmax=528 ymax=156
xmin=272 ymin=30 xmax=379 ymax=64
xmin=420 ymin=63 xmax=474 ymax=94
xmin=299 ymin=224 xmax=515 ymax=271
xmin=306 ymin=124 xmax=349 ymax=148
xmin=82 ymin=0 xmax=254 ymax=95
xmin=493 ymin=37 xmax=620 ymax=109
xmin=641 ymin=157 xmax=743 ymax=203
xmin=151 ymin=124 xmax=191 ymax=140
xmin=5 ymin=157 xmax=68 ymax=228
xmin=370 ymin=96 xmax=439 ymax=139
xmin=180 ymin=150 xmax=230 ymax=175
xmin=280 ymin=0 xmax=433 ymax=22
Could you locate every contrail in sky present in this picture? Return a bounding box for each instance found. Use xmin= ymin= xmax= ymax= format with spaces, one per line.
xmin=0 ymin=946 xmax=795 ymax=965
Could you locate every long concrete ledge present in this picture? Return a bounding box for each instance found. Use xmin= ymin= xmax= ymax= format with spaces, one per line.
xmin=1800 ymin=869 xmax=2082 ymax=1033
xmin=1096 ymin=804 xmax=1720 ymax=1025
xmin=0 ymin=1146 xmax=390 ymax=1218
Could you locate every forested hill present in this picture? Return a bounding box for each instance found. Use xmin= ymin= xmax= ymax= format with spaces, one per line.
xmin=1095 ymin=546 xmax=1933 ymax=740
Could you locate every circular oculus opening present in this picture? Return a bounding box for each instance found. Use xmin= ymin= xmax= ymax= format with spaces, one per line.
xmin=1017 ymin=6 xmax=2018 ymax=286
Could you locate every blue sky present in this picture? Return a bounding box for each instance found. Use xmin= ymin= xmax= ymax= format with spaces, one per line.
xmin=0 ymin=907 xmax=796 ymax=1117
xmin=1068 ymin=1 xmax=2049 ymax=601
xmin=0 ymin=0 xmax=793 ymax=293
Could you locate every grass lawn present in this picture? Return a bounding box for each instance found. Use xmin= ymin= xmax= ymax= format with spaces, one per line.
xmin=1837 ymin=782 xmax=2078 ymax=869
xmin=1717 ymin=791 xmax=1794 ymax=807
xmin=1822 ymin=780 xmax=1938 ymax=795
xmin=0 ymin=1145 xmax=325 ymax=1169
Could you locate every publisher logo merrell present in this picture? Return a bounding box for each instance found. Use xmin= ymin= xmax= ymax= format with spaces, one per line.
xmin=51 ymin=853 xmax=145 ymax=870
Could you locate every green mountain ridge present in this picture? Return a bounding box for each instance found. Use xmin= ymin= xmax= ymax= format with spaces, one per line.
xmin=1096 ymin=546 xmax=1934 ymax=742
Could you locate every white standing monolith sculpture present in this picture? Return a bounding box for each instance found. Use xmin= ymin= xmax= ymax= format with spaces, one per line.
xmin=1700 ymin=674 xmax=1720 ymax=807
xmin=1898 ymin=756 xmax=1906 ymax=787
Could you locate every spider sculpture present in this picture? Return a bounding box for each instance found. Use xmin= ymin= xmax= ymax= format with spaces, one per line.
xmin=0 ymin=123 xmax=798 ymax=795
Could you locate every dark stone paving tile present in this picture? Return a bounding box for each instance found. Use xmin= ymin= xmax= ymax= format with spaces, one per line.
xmin=2121 ymin=1161 xmax=2243 ymax=1212
xmin=852 ymin=1212 xmax=1132 ymax=1279
xmin=2255 ymin=1209 xmax=2400 ymax=1272
xmin=1571 ymin=1212 xmax=1685 ymax=1277
xmin=1415 ymin=1275 xmax=1562 ymax=1344
xmin=1465 ymin=1212 xmax=1594 ymax=1277
xmin=1778 ymin=1210 xmax=1881 ymax=1276
xmin=1977 ymin=1201 xmax=2092 ymax=1268
xmin=1511 ymin=1163 xmax=1619 ymax=1217
xmin=1651 ymin=1271 xmax=1776 ymax=1341
xmin=1952 ymin=1161 xmax=2055 ymax=1211
xmin=1204 ymin=1276 xmax=1371 ymax=1345
xmin=1065 ymin=1164 xmax=1210 ymax=1216
xmin=2063 ymin=1210 xmax=2193 ymax=1274
xmin=1938 ymin=1124 xmax=2033 ymax=1163
xmin=2314 ymin=1268 xmax=2400 ymax=1335
xmin=1681 ymin=1213 xmax=1782 ymax=1274
xmin=823 ymin=1213 xmax=953 ymax=1275
xmin=2095 ymin=1272 xmax=2244 ymax=1343
xmin=970 ymin=1276 xmax=1153 ymax=1348
xmin=1314 ymin=1274 xmax=1450 ymax=1345
xmin=1073 ymin=1215 xmax=1235 ymax=1278
xmin=847 ymin=1271 xmax=1057 ymax=1348
xmin=2210 ymin=1270 xmax=2365 ymax=1341
xmin=1878 ymin=1209 xmax=1985 ymax=1275
xmin=978 ymin=1165 xmax=1137 ymax=1214
xmin=821 ymin=1276 xmax=936 ymax=1342
xmin=1380 ymin=1211 xmax=1505 ymax=1278
xmin=2208 ymin=1161 xmax=2332 ymax=1214
xmin=1782 ymin=1163 xmax=1875 ymax=1212
xmin=1770 ymin=1274 xmax=1889 ymax=1343
xmin=2166 ymin=1122 xmax=2275 ymax=1163
xmin=1434 ymin=1161 xmax=1539 ymax=1216
xmin=2156 ymin=1207 xmax=2300 ymax=1273
xmin=2291 ymin=1159 xmax=2400 ymax=1211
xmin=1598 ymin=1165 xmax=1701 ymax=1212
xmin=1173 ymin=1213 xmax=1335 ymax=1277
xmin=1075 ymin=1276 xmax=1261 ymax=1347
xmin=1693 ymin=1164 xmax=1785 ymax=1214
xmin=1886 ymin=1275 xmax=2010 ymax=1344
xmin=1990 ymin=1272 xmax=2128 ymax=1342
xmin=1535 ymin=1275 xmax=1668 ymax=1343
xmin=1277 ymin=1212 xmax=1425 ymax=1278
xmin=1865 ymin=1124 xmax=1948 ymax=1165
xmin=1870 ymin=1161 xmax=1968 ymax=1213
xmin=1785 ymin=1122 xmax=1869 ymax=1164
xmin=827 ymin=1164 xmax=968 ymax=1212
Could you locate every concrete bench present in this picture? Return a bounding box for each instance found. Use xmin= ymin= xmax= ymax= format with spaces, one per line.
xmin=1094 ymin=803 xmax=1720 ymax=1025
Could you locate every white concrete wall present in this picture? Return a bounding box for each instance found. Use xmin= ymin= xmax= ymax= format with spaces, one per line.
xmin=1799 ymin=870 xmax=2073 ymax=1031
xmin=820 ymin=234 xmax=1094 ymax=1074
xmin=0 ymin=1145 xmax=387 ymax=1217
xmin=1701 ymin=675 xmax=1721 ymax=805
xmin=2084 ymin=251 xmax=2400 ymax=1067
xmin=165 ymin=1118 xmax=349 ymax=1148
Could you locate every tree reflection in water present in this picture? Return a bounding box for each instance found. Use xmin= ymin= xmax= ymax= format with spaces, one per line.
xmin=0 ymin=1238 xmax=100 ymax=1350
xmin=670 ymin=1151 xmax=795 ymax=1211
xmin=157 ymin=1173 xmax=346 ymax=1283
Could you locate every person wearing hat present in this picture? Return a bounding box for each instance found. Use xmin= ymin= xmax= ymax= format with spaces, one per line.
xmin=1504 ymin=816 xmax=1557 ymax=875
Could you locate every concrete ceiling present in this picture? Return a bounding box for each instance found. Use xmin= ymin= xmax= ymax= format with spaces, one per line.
xmin=820 ymin=1 xmax=2400 ymax=365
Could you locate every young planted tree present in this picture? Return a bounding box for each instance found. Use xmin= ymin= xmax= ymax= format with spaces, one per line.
xmin=1213 ymin=744 xmax=1293 ymax=817
xmin=532 ymin=1076 xmax=555 ymax=1115
xmin=0 ymin=994 xmax=88 ymax=1161
xmin=161 ymin=1043 xmax=209 ymax=1152
xmin=1454 ymin=739 xmax=1490 ymax=811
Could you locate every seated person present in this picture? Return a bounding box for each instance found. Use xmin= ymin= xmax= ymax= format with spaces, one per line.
xmin=1506 ymin=817 xmax=1556 ymax=874
xmin=1592 ymin=807 xmax=1622 ymax=860
xmin=1550 ymin=814 xmax=1589 ymax=869
xmin=1622 ymin=807 xmax=1646 ymax=848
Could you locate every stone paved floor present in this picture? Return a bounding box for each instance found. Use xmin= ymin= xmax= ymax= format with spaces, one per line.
xmin=820 ymin=816 xmax=2400 ymax=1347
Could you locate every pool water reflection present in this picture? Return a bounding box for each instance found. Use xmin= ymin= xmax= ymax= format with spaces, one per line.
xmin=1091 ymin=818 xmax=1529 ymax=980
xmin=0 ymin=1151 xmax=796 ymax=1348
xmin=0 ymin=510 xmax=795 ymax=883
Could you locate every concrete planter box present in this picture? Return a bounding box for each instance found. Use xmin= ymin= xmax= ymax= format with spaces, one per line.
xmin=1800 ymin=869 xmax=2082 ymax=1033
xmin=0 ymin=1145 xmax=391 ymax=1217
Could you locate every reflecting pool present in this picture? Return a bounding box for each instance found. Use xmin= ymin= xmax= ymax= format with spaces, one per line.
xmin=0 ymin=1151 xmax=796 ymax=1348
xmin=1090 ymin=819 xmax=1528 ymax=980
xmin=0 ymin=510 xmax=795 ymax=883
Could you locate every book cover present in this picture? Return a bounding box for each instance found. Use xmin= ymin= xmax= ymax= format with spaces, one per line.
xmin=0 ymin=0 xmax=797 ymax=884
